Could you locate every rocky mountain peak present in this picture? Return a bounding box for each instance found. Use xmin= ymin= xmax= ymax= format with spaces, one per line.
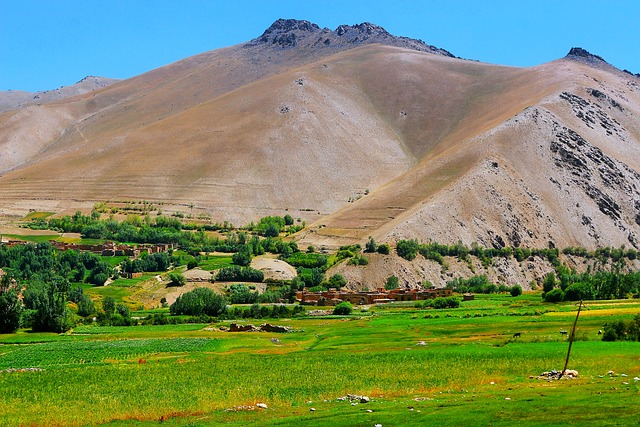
xmin=565 ymin=47 xmax=609 ymax=66
xmin=245 ymin=18 xmax=454 ymax=57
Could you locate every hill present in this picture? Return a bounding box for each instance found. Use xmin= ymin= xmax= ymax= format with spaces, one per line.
xmin=0 ymin=19 xmax=639 ymax=251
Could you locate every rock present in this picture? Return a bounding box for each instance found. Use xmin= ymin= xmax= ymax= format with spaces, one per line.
xmin=360 ymin=396 xmax=370 ymax=403
xmin=310 ymin=407 xmax=316 ymax=412
xmin=256 ymin=403 xmax=268 ymax=409
xmin=416 ymin=341 xmax=427 ymax=346
xmin=229 ymin=323 xmax=258 ymax=332
xmin=260 ymin=323 xmax=291 ymax=333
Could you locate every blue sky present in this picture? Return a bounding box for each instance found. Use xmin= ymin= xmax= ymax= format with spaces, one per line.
xmin=2 ymin=0 xmax=639 ymax=92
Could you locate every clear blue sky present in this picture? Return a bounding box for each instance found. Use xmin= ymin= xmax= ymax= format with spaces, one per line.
xmin=2 ymin=0 xmax=639 ymax=92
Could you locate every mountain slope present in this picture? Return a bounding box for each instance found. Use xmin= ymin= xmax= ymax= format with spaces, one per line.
xmin=0 ymin=19 xmax=639 ymax=251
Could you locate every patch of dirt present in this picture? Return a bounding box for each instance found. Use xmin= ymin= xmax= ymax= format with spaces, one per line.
xmin=250 ymin=256 xmax=297 ymax=281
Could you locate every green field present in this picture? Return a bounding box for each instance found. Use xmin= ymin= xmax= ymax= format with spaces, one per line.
xmin=0 ymin=295 xmax=638 ymax=426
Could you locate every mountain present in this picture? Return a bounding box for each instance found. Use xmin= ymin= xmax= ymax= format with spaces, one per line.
xmin=0 ymin=19 xmax=639 ymax=251
xmin=0 ymin=76 xmax=120 ymax=113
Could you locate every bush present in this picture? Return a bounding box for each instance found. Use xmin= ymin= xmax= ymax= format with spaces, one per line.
xmin=385 ymin=275 xmax=399 ymax=291
xmin=333 ymin=301 xmax=353 ymax=315
xmin=564 ymin=282 xmax=595 ymax=301
xmin=216 ymin=266 xmax=264 ymax=282
xmin=170 ymin=287 xmax=227 ymax=316
xmin=377 ymin=243 xmax=390 ymax=255
xmin=77 ymin=294 xmax=95 ymax=317
xmin=396 ymin=239 xmax=419 ymax=261
xmin=510 ymin=285 xmax=523 ymax=297
xmin=544 ymin=288 xmax=564 ymax=303
xmin=168 ymin=272 xmax=186 ymax=287
xmin=0 ymin=289 xmax=22 ymax=333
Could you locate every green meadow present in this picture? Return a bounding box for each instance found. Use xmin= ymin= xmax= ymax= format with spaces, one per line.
xmin=0 ymin=295 xmax=638 ymax=427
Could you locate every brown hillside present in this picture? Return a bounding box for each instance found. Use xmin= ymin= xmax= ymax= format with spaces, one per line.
xmin=1 ymin=20 xmax=639 ymax=251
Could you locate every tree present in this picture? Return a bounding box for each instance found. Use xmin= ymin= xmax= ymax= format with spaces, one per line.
xmin=168 ymin=272 xmax=186 ymax=287
xmin=284 ymin=214 xmax=294 ymax=226
xmin=328 ymin=274 xmax=346 ymax=289
xmin=385 ymin=275 xmax=399 ymax=291
xmin=333 ymin=301 xmax=353 ymax=315
xmin=102 ymin=296 xmax=116 ymax=317
xmin=0 ymin=288 xmax=22 ymax=333
xmin=377 ymin=243 xmax=390 ymax=255
xmin=30 ymin=277 xmax=74 ymax=333
xmin=396 ymin=239 xmax=419 ymax=261
xmin=77 ymin=294 xmax=95 ymax=317
xmin=510 ymin=284 xmax=523 ymax=297
xmin=170 ymin=287 xmax=227 ymax=316
xmin=232 ymin=245 xmax=252 ymax=266
xmin=544 ymin=288 xmax=564 ymax=303
xmin=543 ymin=272 xmax=557 ymax=293
xmin=365 ymin=237 xmax=377 ymax=253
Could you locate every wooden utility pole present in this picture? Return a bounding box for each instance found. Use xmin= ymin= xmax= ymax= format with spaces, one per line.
xmin=559 ymin=300 xmax=583 ymax=379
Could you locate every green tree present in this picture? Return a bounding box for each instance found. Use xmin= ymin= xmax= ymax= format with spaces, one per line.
xmin=544 ymin=288 xmax=564 ymax=303
xmin=232 ymin=245 xmax=252 ymax=266
xmin=543 ymin=272 xmax=557 ymax=293
xmin=284 ymin=214 xmax=294 ymax=226
xmin=76 ymin=294 xmax=95 ymax=317
xmin=510 ymin=284 xmax=523 ymax=297
xmin=377 ymin=243 xmax=390 ymax=255
xmin=102 ymin=296 xmax=116 ymax=317
xmin=333 ymin=301 xmax=353 ymax=315
xmin=396 ymin=239 xmax=419 ymax=261
xmin=170 ymin=287 xmax=227 ymax=316
xmin=0 ymin=288 xmax=22 ymax=333
xmin=364 ymin=237 xmax=377 ymax=253
xmin=385 ymin=275 xmax=399 ymax=291
xmin=328 ymin=274 xmax=346 ymax=289
xmin=168 ymin=271 xmax=186 ymax=287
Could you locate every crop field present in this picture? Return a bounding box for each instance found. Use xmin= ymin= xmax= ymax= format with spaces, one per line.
xmin=0 ymin=295 xmax=638 ymax=426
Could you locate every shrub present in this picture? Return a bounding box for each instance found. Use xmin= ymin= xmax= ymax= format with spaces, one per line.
xmin=216 ymin=266 xmax=264 ymax=282
xmin=377 ymin=243 xmax=390 ymax=255
xmin=333 ymin=301 xmax=353 ymax=315
xmin=77 ymin=294 xmax=95 ymax=317
xmin=544 ymin=288 xmax=564 ymax=303
xmin=510 ymin=285 xmax=523 ymax=297
xmin=0 ymin=289 xmax=22 ymax=333
xmin=396 ymin=239 xmax=419 ymax=261
xmin=564 ymin=282 xmax=595 ymax=301
xmin=385 ymin=275 xmax=399 ymax=291
xmin=170 ymin=287 xmax=227 ymax=316
xmin=168 ymin=272 xmax=186 ymax=287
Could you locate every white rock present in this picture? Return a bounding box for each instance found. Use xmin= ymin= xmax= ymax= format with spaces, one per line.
xmin=256 ymin=403 xmax=267 ymax=409
xmin=505 ymin=397 xmax=511 ymax=401
xmin=310 ymin=408 xmax=316 ymax=412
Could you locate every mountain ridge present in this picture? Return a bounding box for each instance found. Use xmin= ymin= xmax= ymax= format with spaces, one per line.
xmin=0 ymin=19 xmax=639 ymax=252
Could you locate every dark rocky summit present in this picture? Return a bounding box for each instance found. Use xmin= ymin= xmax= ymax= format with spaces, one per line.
xmin=245 ymin=18 xmax=454 ymax=57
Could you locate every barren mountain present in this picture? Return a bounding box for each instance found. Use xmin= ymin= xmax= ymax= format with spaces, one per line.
xmin=1 ymin=19 xmax=639 ymax=251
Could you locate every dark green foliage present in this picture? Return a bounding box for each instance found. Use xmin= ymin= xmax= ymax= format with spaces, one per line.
xmin=601 ymin=315 xmax=640 ymax=342
xmin=215 ymin=266 xmax=264 ymax=282
xmin=222 ymin=303 xmax=305 ymax=320
xmin=543 ymin=273 xmax=557 ymax=293
xmin=377 ymin=243 xmax=390 ymax=255
xmin=255 ymin=216 xmax=285 ymax=237
xmin=28 ymin=277 xmax=74 ymax=332
xmin=170 ymin=287 xmax=227 ymax=316
xmin=232 ymin=245 xmax=253 ymax=266
xmin=286 ymin=253 xmax=327 ymax=268
xmin=68 ymin=285 xmax=84 ymax=304
xmin=0 ymin=288 xmax=22 ymax=333
xmin=168 ymin=272 xmax=186 ymax=287
xmin=333 ymin=301 xmax=353 ymax=315
xmin=76 ymin=294 xmax=95 ymax=317
xmin=544 ymin=288 xmax=564 ymax=303
xmin=414 ymin=296 xmax=460 ymax=309
xmin=284 ymin=214 xmax=294 ymax=226
xmin=564 ymin=282 xmax=595 ymax=301
xmin=228 ymin=284 xmax=259 ymax=304
xmin=446 ymin=275 xmax=496 ymax=294
xmin=385 ymin=275 xmax=399 ymax=291
xmin=364 ymin=237 xmax=377 ymax=253
xmin=327 ymin=274 xmax=346 ymax=289
xmin=102 ymin=296 xmax=116 ymax=316
xmin=396 ymin=239 xmax=419 ymax=261
xmin=510 ymin=285 xmax=523 ymax=297
xmin=348 ymin=255 xmax=368 ymax=266
xmin=121 ymin=252 xmax=170 ymax=273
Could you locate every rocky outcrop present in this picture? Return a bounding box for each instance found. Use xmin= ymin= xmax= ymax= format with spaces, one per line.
xmin=245 ymin=18 xmax=454 ymax=57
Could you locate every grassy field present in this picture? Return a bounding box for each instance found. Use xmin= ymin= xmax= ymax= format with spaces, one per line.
xmin=0 ymin=295 xmax=638 ymax=426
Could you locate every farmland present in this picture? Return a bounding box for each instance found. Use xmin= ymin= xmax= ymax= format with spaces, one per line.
xmin=1 ymin=295 xmax=638 ymax=426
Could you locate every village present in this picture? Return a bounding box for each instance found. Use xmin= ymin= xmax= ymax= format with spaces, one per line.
xmin=296 ymin=286 xmax=459 ymax=306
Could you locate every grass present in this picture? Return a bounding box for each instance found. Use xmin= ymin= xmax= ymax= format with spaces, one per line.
xmin=0 ymin=233 xmax=59 ymax=243
xmin=22 ymin=211 xmax=55 ymax=220
xmin=198 ymin=254 xmax=234 ymax=271
xmin=0 ymin=295 xmax=638 ymax=426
